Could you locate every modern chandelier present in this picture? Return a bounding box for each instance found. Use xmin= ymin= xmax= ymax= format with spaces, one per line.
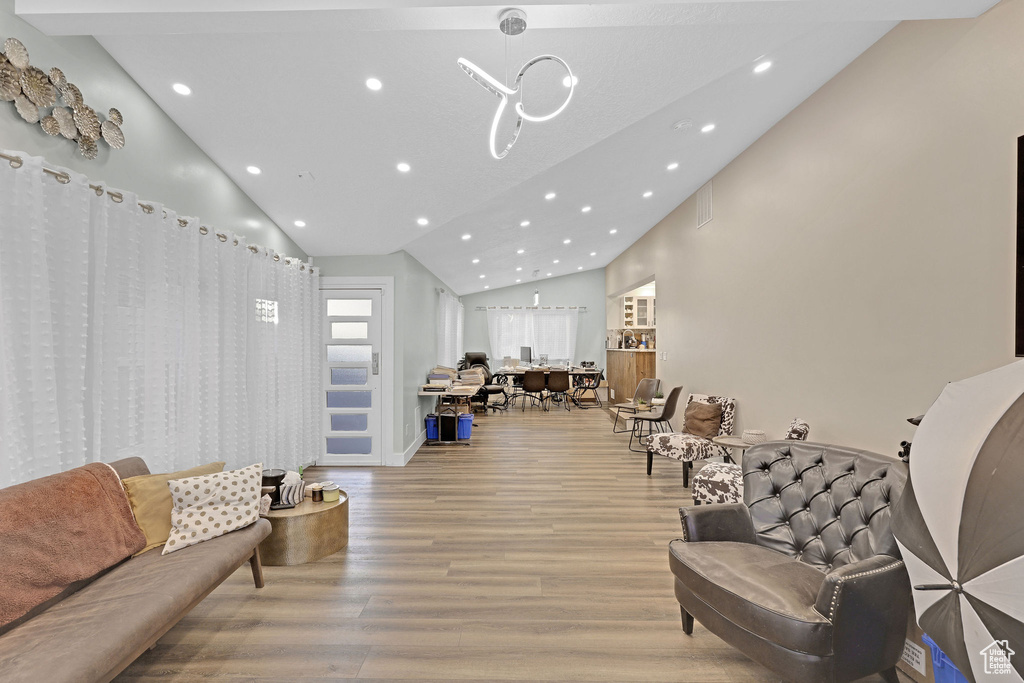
xmin=458 ymin=8 xmax=575 ymax=160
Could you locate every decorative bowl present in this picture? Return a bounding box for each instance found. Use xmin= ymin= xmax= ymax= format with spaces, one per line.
xmin=742 ymin=430 xmax=766 ymax=445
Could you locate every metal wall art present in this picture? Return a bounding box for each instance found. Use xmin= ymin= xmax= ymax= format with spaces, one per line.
xmin=1 ymin=37 xmax=125 ymax=159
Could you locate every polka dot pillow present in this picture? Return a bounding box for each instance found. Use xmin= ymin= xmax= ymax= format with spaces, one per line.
xmin=162 ymin=463 xmax=263 ymax=555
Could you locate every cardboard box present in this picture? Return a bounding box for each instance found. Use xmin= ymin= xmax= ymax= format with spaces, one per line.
xmin=898 ymin=610 xmax=935 ymax=683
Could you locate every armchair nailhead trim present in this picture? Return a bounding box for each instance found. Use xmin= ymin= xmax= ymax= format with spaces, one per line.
xmin=827 ymin=560 xmax=905 ymax=621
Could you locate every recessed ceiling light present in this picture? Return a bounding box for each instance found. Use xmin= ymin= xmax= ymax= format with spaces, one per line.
xmin=417 ymin=217 xmax=429 ymax=226
xmin=246 ymin=219 xmax=259 ymax=228
xmin=609 ymin=229 xmax=617 ymax=234
xmin=396 ymin=162 xmax=411 ymax=173
xmin=472 ymin=258 xmax=480 ymax=264
xmin=577 ymin=266 xmax=583 ymax=270
xmin=547 ymin=273 xmax=552 ymax=277
xmin=562 ymin=75 xmax=579 ymax=88
xmin=581 ymin=206 xmax=591 ymax=213
xmin=545 ymin=192 xmax=556 ymax=200
xmin=462 ymin=234 xmax=472 ymax=240
xmin=484 ymin=285 xmax=489 ymax=289
xmin=294 ymin=220 xmax=306 ymax=228
xmin=479 ymin=274 xmax=485 ymax=279
xmin=520 ymin=220 xmax=530 ymax=227
xmin=563 ymin=239 xmax=571 ymax=244
xmin=517 ymin=249 xmax=525 ymax=254
xmin=246 ymin=166 xmax=261 ymax=175
xmin=553 ymin=259 xmax=560 ymax=264
xmin=754 ymin=60 xmax=772 ymax=73
xmin=366 ymin=78 xmax=382 ymax=91
xmin=701 ymin=123 xmax=716 ymax=133
xmin=643 ymin=191 xmax=653 ymax=198
xmin=516 ymin=279 xmax=521 ymax=283
xmin=172 ymin=83 xmax=192 ymax=96
xmin=667 ymin=162 xmax=679 ymax=171
xmin=516 ymin=267 xmax=522 ymax=271
xmin=590 ymin=252 xmax=596 ymax=256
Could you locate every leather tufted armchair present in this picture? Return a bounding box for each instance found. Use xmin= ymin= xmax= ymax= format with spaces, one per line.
xmin=669 ymin=441 xmax=911 ymax=683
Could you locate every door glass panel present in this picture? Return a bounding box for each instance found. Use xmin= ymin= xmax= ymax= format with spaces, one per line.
xmin=327 ymin=345 xmax=372 ymax=362
xmin=331 ymin=413 xmax=368 ymax=431
xmin=331 ymin=367 xmax=368 ymax=385
xmin=327 ymin=391 xmax=372 ymax=408
xmin=327 ymin=299 xmax=372 ymax=317
xmin=331 ymin=322 xmax=368 ymax=339
xmin=327 ymin=437 xmax=372 ymax=454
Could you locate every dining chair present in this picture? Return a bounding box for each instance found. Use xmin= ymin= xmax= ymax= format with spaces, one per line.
xmin=572 ymin=369 xmax=603 ymax=408
xmin=546 ymin=370 xmax=571 ymax=411
xmin=612 ymin=377 xmax=661 ymax=433
xmin=520 ymin=370 xmax=548 ymax=411
xmin=628 ymin=386 xmax=683 ymax=452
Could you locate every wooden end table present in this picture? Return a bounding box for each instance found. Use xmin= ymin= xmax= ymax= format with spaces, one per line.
xmin=258 ymin=494 xmax=349 ymax=566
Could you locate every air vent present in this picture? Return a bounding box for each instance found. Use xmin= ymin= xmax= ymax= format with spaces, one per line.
xmin=696 ymin=180 xmax=712 ymax=228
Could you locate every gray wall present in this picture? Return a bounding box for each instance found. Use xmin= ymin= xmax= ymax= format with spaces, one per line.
xmin=606 ymin=3 xmax=1020 ymax=454
xmin=461 ymin=268 xmax=608 ymax=369
xmin=0 ymin=2 xmax=303 ymax=257
xmin=313 ymin=251 xmax=452 ymax=457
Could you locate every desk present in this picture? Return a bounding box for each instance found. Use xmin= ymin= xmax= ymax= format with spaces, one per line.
xmin=418 ymin=385 xmax=478 ymax=446
xmin=492 ymin=368 xmax=602 ymax=408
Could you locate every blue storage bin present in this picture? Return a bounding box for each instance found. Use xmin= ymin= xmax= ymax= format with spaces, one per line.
xmin=922 ymin=633 xmax=969 ymax=683
xmin=457 ymin=413 xmax=474 ymax=439
xmin=425 ymin=414 xmax=438 ymax=440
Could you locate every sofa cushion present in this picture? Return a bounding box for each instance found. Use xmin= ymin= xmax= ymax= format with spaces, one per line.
xmin=0 ymin=518 xmax=270 ymax=683
xmin=164 ymin=464 xmax=262 ymax=554
xmin=122 ymin=461 xmax=226 ymax=555
xmin=669 ymin=540 xmax=832 ymax=656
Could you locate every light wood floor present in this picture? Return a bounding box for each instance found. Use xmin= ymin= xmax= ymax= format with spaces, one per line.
xmin=119 ymin=405 xmax=900 ymax=682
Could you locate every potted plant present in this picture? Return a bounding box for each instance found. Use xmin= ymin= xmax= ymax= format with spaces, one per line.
xmin=635 ymin=397 xmax=651 ymax=412
xmin=652 ymin=391 xmax=666 ymax=406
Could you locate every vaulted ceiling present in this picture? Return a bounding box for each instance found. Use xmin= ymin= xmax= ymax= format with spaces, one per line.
xmin=20 ymin=0 xmax=999 ymax=294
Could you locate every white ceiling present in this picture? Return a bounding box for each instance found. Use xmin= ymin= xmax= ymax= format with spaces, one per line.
xmin=21 ymin=0 xmax=999 ymax=295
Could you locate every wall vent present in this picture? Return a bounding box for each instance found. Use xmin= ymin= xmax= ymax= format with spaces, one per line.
xmin=696 ymin=180 xmax=713 ymax=228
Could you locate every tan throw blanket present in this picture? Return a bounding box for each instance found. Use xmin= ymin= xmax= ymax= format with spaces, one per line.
xmin=0 ymin=462 xmax=146 ymax=630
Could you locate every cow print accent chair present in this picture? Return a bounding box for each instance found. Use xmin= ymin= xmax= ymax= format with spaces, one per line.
xmin=644 ymin=393 xmax=736 ymax=486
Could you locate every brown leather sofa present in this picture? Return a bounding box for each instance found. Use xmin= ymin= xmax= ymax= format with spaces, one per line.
xmin=0 ymin=457 xmax=271 ymax=683
xmin=669 ymin=442 xmax=910 ymax=683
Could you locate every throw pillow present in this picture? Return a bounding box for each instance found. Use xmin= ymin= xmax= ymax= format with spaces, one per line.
xmin=122 ymin=461 xmax=226 ymax=555
xmin=684 ymin=401 xmax=723 ymax=439
xmin=785 ymin=418 xmax=810 ymax=441
xmin=162 ymin=463 xmax=262 ymax=555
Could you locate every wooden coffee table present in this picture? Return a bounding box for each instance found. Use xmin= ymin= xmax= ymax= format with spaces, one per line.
xmin=258 ymin=494 xmax=349 ymax=566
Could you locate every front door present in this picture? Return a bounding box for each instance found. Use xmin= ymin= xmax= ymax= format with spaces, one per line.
xmin=320 ymin=288 xmax=383 ymax=465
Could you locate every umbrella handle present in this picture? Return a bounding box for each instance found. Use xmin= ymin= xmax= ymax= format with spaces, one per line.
xmin=914 ymin=582 xmax=964 ymax=593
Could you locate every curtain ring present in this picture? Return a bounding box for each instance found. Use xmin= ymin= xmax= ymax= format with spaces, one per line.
xmin=56 ymin=173 xmax=71 ymax=184
xmin=199 ymin=226 xmax=209 ymax=235
xmin=92 ymin=185 xmax=104 ymax=196
xmin=178 ymin=218 xmax=189 ymax=227
xmin=248 ymin=245 xmax=259 ymax=253
xmin=300 ymin=264 xmax=306 ymax=271
xmin=273 ymin=254 xmax=280 ymax=262
xmin=7 ymin=155 xmax=23 ymax=169
xmin=109 ymin=191 xmax=123 ymax=203
xmin=216 ymin=232 xmax=228 ymax=242
xmin=233 ymin=238 xmax=238 ymax=246
xmin=141 ymin=203 xmax=154 ymax=214
xmin=162 ymin=209 xmax=168 ymax=219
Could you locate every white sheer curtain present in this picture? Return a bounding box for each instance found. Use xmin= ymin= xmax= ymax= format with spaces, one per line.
xmin=0 ymin=151 xmax=320 ymax=488
xmin=486 ymin=308 xmax=579 ymax=366
xmin=436 ymin=289 xmax=463 ymax=368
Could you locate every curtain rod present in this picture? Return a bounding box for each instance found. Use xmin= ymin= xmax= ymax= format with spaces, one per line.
xmin=476 ymin=305 xmax=587 ymax=311
xmin=1 ymin=151 xmax=313 ymax=272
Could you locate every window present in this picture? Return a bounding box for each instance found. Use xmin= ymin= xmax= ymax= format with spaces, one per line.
xmin=486 ymin=308 xmax=579 ymax=366
xmin=436 ymin=290 xmax=464 ymax=368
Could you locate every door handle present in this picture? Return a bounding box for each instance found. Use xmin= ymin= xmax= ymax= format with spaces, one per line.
xmin=372 ymin=352 xmax=380 ymax=376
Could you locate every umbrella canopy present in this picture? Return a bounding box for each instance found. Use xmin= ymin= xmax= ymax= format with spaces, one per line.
xmin=892 ymin=360 xmax=1024 ymax=683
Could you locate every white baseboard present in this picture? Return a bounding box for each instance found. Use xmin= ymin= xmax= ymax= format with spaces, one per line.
xmin=393 ymin=429 xmax=426 ymax=466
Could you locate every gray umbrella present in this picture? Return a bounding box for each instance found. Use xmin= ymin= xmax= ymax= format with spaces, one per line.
xmin=892 ymin=360 xmax=1024 ymax=682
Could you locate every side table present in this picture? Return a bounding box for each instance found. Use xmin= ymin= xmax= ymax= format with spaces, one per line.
xmin=711 ymin=435 xmax=758 ymax=464
xmin=259 ymin=494 xmax=349 ymax=566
